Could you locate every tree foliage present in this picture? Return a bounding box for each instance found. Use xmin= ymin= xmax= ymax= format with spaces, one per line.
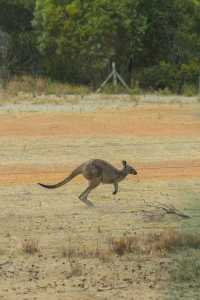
xmin=33 ymin=0 xmax=147 ymax=84
xmin=0 ymin=0 xmax=200 ymax=91
xmin=0 ymin=0 xmax=39 ymax=75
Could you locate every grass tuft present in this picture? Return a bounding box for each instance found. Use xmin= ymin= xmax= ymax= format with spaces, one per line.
xmin=109 ymin=231 xmax=200 ymax=256
xmin=61 ymin=231 xmax=200 ymax=261
xmin=148 ymin=230 xmax=200 ymax=252
xmin=62 ymin=241 xmax=111 ymax=262
xmin=109 ymin=236 xmax=140 ymax=256
xmin=22 ymin=239 xmax=39 ymax=255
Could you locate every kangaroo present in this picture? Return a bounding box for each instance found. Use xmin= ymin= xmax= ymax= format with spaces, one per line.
xmin=38 ymin=159 xmax=137 ymax=207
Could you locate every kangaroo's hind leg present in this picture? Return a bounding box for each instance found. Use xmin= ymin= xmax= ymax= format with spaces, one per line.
xmin=79 ymin=177 xmax=101 ymax=207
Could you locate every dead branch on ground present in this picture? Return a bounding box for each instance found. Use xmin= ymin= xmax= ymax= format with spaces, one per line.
xmin=143 ymin=200 xmax=191 ymax=219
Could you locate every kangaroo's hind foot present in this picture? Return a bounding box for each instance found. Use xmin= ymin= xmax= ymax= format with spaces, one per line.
xmin=79 ymin=195 xmax=94 ymax=207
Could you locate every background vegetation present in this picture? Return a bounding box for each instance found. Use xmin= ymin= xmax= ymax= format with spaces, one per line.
xmin=0 ymin=0 xmax=200 ymax=93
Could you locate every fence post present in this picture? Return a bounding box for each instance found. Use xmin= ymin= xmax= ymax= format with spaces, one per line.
xmin=112 ymin=62 xmax=117 ymax=87
xmin=96 ymin=61 xmax=129 ymax=93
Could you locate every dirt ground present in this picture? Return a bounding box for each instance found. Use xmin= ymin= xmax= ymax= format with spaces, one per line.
xmin=0 ymin=98 xmax=200 ymax=299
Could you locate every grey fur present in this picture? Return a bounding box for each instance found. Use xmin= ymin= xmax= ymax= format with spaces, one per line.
xmin=38 ymin=159 xmax=137 ymax=207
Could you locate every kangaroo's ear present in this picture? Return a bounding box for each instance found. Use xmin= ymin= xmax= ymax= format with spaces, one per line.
xmin=122 ymin=160 xmax=127 ymax=167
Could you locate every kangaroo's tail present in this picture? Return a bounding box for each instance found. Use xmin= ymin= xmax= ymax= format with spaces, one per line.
xmin=38 ymin=165 xmax=82 ymax=189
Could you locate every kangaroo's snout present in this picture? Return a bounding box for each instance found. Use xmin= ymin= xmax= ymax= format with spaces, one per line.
xmin=131 ymin=169 xmax=137 ymax=175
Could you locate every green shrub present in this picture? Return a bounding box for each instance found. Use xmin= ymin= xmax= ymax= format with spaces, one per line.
xmin=138 ymin=62 xmax=177 ymax=91
xmin=137 ymin=59 xmax=200 ymax=94
xmin=181 ymin=83 xmax=198 ymax=96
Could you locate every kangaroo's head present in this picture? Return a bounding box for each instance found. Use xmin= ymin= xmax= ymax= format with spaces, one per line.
xmin=122 ymin=160 xmax=137 ymax=175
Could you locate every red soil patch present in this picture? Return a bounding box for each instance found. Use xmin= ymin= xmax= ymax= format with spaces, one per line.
xmin=0 ymin=107 xmax=200 ymax=137
xmin=1 ymin=106 xmax=199 ymax=184
xmin=1 ymin=160 xmax=200 ymax=185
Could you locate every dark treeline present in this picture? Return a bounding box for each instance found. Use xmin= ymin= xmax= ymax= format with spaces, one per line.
xmin=0 ymin=0 xmax=200 ymax=92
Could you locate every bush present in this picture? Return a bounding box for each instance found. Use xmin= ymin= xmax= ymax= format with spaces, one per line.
xmin=138 ymin=62 xmax=177 ymax=91
xmin=178 ymin=60 xmax=200 ymax=95
xmin=137 ymin=59 xmax=200 ymax=94
xmin=181 ymin=83 xmax=198 ymax=96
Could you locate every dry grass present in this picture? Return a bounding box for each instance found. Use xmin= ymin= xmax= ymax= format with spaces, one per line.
xmin=61 ymin=231 xmax=200 ymax=260
xmin=22 ymin=239 xmax=39 ymax=255
xmin=147 ymin=230 xmax=200 ymax=252
xmin=109 ymin=235 xmax=140 ymax=256
xmin=105 ymin=231 xmax=200 ymax=257
xmin=115 ymin=231 xmax=200 ymax=255
xmin=0 ymin=248 xmax=6 ymax=256
xmin=61 ymin=240 xmax=111 ymax=262
xmin=4 ymin=76 xmax=43 ymax=96
xmin=66 ymin=259 xmax=83 ymax=278
xmin=2 ymin=75 xmax=90 ymax=97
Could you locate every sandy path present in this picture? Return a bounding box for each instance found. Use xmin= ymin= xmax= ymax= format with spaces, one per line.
xmin=0 ymin=106 xmax=200 ymax=137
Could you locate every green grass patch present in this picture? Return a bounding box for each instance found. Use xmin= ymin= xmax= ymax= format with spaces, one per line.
xmin=170 ymin=255 xmax=200 ymax=282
